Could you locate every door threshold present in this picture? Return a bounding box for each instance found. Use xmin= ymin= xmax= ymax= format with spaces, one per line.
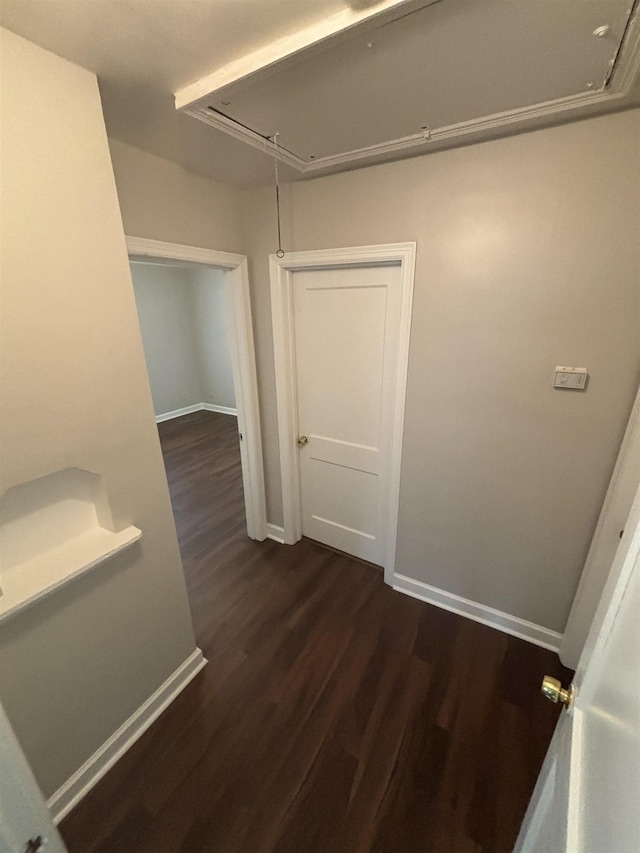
xmin=302 ymin=537 xmax=383 ymax=572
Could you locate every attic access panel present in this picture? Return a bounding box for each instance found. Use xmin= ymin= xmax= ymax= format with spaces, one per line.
xmin=180 ymin=0 xmax=637 ymax=172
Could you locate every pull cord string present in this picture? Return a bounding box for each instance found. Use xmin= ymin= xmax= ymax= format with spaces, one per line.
xmin=273 ymin=133 xmax=285 ymax=258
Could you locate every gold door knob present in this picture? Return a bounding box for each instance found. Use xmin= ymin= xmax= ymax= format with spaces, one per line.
xmin=541 ymin=675 xmax=574 ymax=706
xmin=298 ymin=435 xmax=309 ymax=446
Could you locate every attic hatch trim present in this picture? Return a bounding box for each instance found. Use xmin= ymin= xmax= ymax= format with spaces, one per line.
xmin=176 ymin=1 xmax=640 ymax=176
xmin=182 ymin=88 xmax=637 ymax=177
xmin=174 ymin=0 xmax=438 ymax=110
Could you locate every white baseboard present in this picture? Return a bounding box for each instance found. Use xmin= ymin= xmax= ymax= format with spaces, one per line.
xmin=47 ymin=648 xmax=207 ymax=824
xmin=155 ymin=403 xmax=202 ymax=423
xmin=202 ymin=403 xmax=237 ymax=416
xmin=392 ymin=573 xmax=562 ymax=652
xmin=266 ymin=523 xmax=286 ymax=544
xmin=155 ymin=403 xmax=237 ymax=423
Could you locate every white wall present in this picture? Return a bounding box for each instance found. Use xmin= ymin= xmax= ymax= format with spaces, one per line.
xmin=131 ymin=263 xmax=235 ymax=417
xmin=240 ymin=109 xmax=640 ymax=634
xmin=130 ymin=263 xmax=203 ymax=415
xmin=0 ymin=29 xmax=197 ymax=798
xmin=191 ymin=267 xmax=236 ymax=411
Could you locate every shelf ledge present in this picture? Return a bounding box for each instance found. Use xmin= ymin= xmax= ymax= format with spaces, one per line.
xmin=0 ymin=526 xmax=142 ymax=624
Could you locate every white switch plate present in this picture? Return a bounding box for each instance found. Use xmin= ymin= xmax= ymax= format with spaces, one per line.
xmin=553 ymin=366 xmax=588 ymax=390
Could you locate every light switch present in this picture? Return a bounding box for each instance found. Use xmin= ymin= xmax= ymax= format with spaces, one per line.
xmin=553 ymin=366 xmax=588 ymax=390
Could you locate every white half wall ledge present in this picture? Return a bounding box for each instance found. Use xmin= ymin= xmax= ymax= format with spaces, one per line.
xmin=155 ymin=403 xmax=204 ymax=424
xmin=47 ymin=648 xmax=207 ymax=824
xmin=0 ymin=467 xmax=142 ymax=624
xmin=392 ymin=573 xmax=563 ymax=652
xmin=0 ymin=526 xmax=141 ymax=625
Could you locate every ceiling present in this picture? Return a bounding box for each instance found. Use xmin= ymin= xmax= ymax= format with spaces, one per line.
xmin=1 ymin=0 xmax=639 ymax=188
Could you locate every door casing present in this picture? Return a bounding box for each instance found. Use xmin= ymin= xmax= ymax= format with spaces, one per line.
xmin=270 ymin=243 xmax=416 ymax=582
xmin=126 ymin=236 xmax=267 ymax=541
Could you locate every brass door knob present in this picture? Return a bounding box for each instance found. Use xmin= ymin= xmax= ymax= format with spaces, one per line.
xmin=298 ymin=435 xmax=309 ymax=446
xmin=541 ymin=675 xmax=574 ymax=706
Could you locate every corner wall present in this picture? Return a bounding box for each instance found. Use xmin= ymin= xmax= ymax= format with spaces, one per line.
xmin=240 ymin=109 xmax=640 ymax=634
xmin=131 ymin=263 xmax=204 ymax=415
xmin=131 ymin=263 xmax=236 ymax=417
xmin=191 ymin=267 xmax=236 ymax=411
xmin=0 ymin=29 xmax=198 ymax=798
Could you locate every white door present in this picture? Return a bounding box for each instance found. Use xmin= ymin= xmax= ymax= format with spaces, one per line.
xmin=515 ymin=484 xmax=640 ymax=853
xmin=560 ymin=385 xmax=640 ymax=668
xmin=0 ymin=701 xmax=67 ymax=853
xmin=291 ymin=263 xmax=404 ymax=565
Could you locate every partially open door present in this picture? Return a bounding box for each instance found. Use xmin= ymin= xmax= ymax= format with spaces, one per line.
xmin=515 ymin=484 xmax=640 ymax=852
xmin=0 ymin=701 xmax=67 ymax=853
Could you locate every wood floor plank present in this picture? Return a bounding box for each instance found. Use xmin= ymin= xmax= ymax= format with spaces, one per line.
xmin=60 ymin=410 xmax=573 ymax=853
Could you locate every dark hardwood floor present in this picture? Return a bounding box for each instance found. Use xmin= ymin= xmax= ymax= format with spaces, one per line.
xmin=60 ymin=410 xmax=572 ymax=853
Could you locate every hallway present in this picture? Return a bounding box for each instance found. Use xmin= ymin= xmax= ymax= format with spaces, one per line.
xmin=60 ymin=411 xmax=571 ymax=852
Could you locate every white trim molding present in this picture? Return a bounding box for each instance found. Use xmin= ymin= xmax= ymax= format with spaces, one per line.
xmin=47 ymin=648 xmax=207 ymax=824
xmin=127 ymin=236 xmax=267 ymax=541
xmin=266 ymin=523 xmax=286 ymax=544
xmin=155 ymin=403 xmax=203 ymax=423
xmin=393 ymin=573 xmax=563 ymax=652
xmin=202 ymin=403 xmax=237 ymax=417
xmin=155 ymin=403 xmax=238 ymax=423
xmin=269 ymin=242 xmax=416 ymax=580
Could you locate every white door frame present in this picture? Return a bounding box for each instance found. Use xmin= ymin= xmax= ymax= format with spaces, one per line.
xmin=270 ymin=242 xmax=416 ymax=581
xmin=126 ymin=236 xmax=267 ymax=541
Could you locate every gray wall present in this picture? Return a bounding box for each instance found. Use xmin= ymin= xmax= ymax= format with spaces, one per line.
xmin=240 ymin=109 xmax=640 ymax=634
xmin=0 ymin=29 xmax=197 ymax=797
xmin=131 ymin=263 xmax=235 ymax=416
xmin=131 ymin=263 xmax=203 ymax=414
xmin=191 ymin=267 xmax=236 ymax=410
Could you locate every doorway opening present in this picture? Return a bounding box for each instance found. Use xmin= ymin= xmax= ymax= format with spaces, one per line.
xmin=126 ymin=237 xmax=266 ymax=542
